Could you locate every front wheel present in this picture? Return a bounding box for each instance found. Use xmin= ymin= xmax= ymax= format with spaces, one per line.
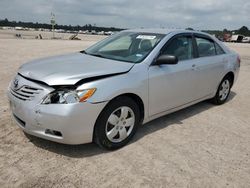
xmin=94 ymin=96 xmax=140 ymax=150
xmin=211 ymin=76 xmax=232 ymax=105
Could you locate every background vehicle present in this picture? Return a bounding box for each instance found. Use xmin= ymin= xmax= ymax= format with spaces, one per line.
xmin=230 ymin=34 xmax=244 ymax=42
xmin=242 ymin=37 xmax=250 ymax=43
xmin=8 ymin=29 xmax=240 ymax=149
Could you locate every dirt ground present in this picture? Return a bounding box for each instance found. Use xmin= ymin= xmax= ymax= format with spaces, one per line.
xmin=0 ymin=32 xmax=250 ymax=187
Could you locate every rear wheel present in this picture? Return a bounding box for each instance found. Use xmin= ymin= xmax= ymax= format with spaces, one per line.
xmin=94 ymin=96 xmax=140 ymax=150
xmin=211 ymin=76 xmax=232 ymax=105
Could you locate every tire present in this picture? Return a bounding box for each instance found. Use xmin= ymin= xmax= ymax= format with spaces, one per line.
xmin=94 ymin=96 xmax=140 ymax=150
xmin=211 ymin=76 xmax=232 ymax=105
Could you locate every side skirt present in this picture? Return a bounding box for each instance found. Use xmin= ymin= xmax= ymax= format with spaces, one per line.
xmin=143 ymin=93 xmax=213 ymax=124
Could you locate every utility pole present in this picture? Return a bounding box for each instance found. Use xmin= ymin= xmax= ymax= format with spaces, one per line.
xmin=51 ymin=12 xmax=55 ymax=39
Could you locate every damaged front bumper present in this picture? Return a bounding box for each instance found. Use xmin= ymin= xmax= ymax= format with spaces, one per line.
xmin=7 ymin=74 xmax=107 ymax=145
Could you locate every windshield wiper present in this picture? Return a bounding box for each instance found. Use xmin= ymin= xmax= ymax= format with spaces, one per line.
xmin=80 ymin=50 xmax=107 ymax=60
xmin=80 ymin=50 xmax=87 ymax=54
xmin=80 ymin=50 xmax=105 ymax=58
xmin=88 ymin=53 xmax=105 ymax=58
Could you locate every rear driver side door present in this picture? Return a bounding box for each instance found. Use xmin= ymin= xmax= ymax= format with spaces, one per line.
xmin=190 ymin=35 xmax=226 ymax=99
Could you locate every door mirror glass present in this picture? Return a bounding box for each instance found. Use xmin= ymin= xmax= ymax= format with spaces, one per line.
xmin=155 ymin=55 xmax=178 ymax=65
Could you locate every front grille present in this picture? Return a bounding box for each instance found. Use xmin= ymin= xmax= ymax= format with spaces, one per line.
xmin=10 ymin=85 xmax=43 ymax=101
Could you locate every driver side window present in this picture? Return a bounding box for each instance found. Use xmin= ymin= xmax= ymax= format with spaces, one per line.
xmin=162 ymin=36 xmax=194 ymax=61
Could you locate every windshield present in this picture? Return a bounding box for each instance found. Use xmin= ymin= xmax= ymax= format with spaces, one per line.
xmin=84 ymin=32 xmax=165 ymax=63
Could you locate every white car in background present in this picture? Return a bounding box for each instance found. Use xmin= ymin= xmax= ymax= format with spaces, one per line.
xmin=242 ymin=37 xmax=250 ymax=43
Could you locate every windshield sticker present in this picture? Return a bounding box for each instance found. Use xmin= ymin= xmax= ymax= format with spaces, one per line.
xmin=136 ymin=35 xmax=156 ymax=40
xmin=136 ymin=54 xmax=143 ymax=57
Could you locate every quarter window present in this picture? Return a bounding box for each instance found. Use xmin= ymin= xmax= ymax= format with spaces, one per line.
xmin=162 ymin=36 xmax=194 ymax=61
xmin=196 ymin=37 xmax=216 ymax=57
xmin=215 ymin=42 xmax=225 ymax=55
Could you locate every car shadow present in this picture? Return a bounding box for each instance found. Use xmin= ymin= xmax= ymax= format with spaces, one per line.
xmin=25 ymin=92 xmax=236 ymax=158
xmin=24 ymin=133 xmax=109 ymax=157
xmin=132 ymin=91 xmax=236 ymax=144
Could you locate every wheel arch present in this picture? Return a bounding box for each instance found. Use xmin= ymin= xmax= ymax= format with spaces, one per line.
xmin=92 ymin=93 xmax=145 ymax=141
xmin=105 ymin=93 xmax=145 ymax=124
xmin=223 ymin=71 xmax=235 ymax=87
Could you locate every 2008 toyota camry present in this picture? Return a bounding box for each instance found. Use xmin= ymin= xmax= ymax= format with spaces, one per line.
xmin=8 ymin=29 xmax=240 ymax=149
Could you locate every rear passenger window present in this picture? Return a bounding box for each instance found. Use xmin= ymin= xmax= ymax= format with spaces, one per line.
xmin=162 ymin=36 xmax=193 ymax=61
xmin=196 ymin=37 xmax=216 ymax=57
xmin=215 ymin=42 xmax=225 ymax=55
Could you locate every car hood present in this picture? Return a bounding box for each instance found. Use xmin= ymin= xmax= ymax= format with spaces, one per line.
xmin=18 ymin=53 xmax=133 ymax=86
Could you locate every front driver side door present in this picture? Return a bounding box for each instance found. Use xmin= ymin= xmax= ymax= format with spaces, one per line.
xmin=148 ymin=34 xmax=198 ymax=116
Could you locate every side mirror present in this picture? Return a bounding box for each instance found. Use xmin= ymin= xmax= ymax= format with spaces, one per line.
xmin=154 ymin=55 xmax=178 ymax=65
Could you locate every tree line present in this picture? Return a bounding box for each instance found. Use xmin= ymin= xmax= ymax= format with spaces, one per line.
xmin=203 ymin=26 xmax=250 ymax=37
xmin=1 ymin=18 xmax=249 ymax=36
xmin=0 ymin=18 xmax=123 ymax=32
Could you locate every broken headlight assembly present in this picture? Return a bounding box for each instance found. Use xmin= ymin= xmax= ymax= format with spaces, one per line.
xmin=42 ymin=88 xmax=96 ymax=104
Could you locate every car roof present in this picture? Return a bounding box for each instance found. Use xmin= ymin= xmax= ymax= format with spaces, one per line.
xmin=121 ymin=28 xmax=231 ymax=54
xmin=122 ymin=28 xmax=208 ymax=36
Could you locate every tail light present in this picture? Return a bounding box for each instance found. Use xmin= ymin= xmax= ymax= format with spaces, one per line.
xmin=237 ymin=56 xmax=241 ymax=67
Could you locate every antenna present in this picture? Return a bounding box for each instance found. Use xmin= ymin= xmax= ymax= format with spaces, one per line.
xmin=51 ymin=12 xmax=56 ymax=39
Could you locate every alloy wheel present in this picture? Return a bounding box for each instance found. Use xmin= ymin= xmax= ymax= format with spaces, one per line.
xmin=105 ymin=106 xmax=135 ymax=143
xmin=219 ymin=79 xmax=230 ymax=101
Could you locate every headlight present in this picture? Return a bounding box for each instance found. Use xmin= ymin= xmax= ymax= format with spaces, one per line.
xmin=42 ymin=88 xmax=96 ymax=104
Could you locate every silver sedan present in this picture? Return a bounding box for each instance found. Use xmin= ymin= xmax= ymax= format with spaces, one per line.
xmin=8 ymin=29 xmax=240 ymax=149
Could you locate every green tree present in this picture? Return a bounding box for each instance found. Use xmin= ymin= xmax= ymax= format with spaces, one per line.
xmin=236 ymin=26 xmax=250 ymax=36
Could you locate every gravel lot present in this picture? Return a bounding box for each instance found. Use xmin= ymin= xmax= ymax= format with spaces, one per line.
xmin=0 ymin=33 xmax=250 ymax=187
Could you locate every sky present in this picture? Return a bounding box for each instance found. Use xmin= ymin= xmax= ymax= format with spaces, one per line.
xmin=0 ymin=0 xmax=249 ymax=30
